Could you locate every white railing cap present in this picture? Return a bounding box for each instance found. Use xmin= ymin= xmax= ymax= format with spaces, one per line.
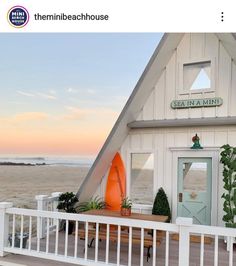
xmin=0 ymin=202 xmax=13 ymax=209
xmin=176 ymin=217 xmax=193 ymax=226
xmin=51 ymin=192 xmax=62 ymax=197
xmin=35 ymin=195 xmax=48 ymax=200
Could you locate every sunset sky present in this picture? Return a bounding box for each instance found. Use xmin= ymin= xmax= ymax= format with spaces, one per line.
xmin=0 ymin=33 xmax=163 ymax=156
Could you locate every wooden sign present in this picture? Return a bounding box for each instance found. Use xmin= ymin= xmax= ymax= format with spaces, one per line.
xmin=171 ymin=97 xmax=223 ymax=109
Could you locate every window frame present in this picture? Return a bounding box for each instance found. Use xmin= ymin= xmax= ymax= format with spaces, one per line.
xmin=127 ymin=149 xmax=156 ymax=208
xmin=178 ymin=57 xmax=216 ymax=95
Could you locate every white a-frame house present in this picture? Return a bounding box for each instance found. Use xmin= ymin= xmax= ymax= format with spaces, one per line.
xmin=78 ymin=33 xmax=236 ymax=227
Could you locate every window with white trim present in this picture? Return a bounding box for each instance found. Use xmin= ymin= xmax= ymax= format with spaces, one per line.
xmin=130 ymin=153 xmax=154 ymax=205
xmin=183 ymin=61 xmax=211 ymax=91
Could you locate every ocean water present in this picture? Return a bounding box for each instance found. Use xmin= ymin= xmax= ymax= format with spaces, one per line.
xmin=0 ymin=155 xmax=94 ymax=167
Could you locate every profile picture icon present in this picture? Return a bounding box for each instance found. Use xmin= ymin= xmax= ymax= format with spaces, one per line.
xmin=7 ymin=6 xmax=29 ymax=28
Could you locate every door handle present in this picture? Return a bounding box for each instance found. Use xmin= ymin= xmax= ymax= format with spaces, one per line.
xmin=179 ymin=193 xmax=183 ymax=202
xmin=190 ymin=191 xmax=197 ymax=199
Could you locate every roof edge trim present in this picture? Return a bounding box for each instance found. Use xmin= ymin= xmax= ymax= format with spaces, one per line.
xmin=128 ymin=117 xmax=236 ymax=129
xmin=76 ymin=33 xmax=169 ymax=198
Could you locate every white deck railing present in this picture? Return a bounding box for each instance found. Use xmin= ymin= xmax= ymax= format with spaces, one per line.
xmin=35 ymin=192 xmax=62 ymax=238
xmin=0 ymin=202 xmax=236 ymax=266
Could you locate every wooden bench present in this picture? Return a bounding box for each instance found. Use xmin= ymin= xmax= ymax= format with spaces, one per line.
xmin=78 ymin=226 xmax=163 ymax=261
xmin=77 ymin=210 xmax=168 ymax=261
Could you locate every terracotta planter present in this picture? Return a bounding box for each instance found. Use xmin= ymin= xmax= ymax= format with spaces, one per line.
xmin=120 ymin=207 xmax=131 ymax=216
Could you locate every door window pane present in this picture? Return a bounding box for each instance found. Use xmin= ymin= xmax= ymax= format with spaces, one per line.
xmin=183 ymin=162 xmax=207 ymax=191
xmin=130 ymin=153 xmax=154 ymax=204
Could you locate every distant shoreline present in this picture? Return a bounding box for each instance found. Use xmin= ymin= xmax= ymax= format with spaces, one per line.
xmin=0 ymin=155 xmax=94 ymax=167
xmin=0 ymin=162 xmax=46 ymax=166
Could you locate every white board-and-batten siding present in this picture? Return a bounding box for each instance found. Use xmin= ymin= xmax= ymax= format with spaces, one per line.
xmin=94 ymin=33 xmax=236 ymax=226
xmin=95 ymin=126 xmax=236 ymax=226
xmin=120 ymin=127 xmax=236 ymax=226
xmin=138 ymin=33 xmax=236 ymax=120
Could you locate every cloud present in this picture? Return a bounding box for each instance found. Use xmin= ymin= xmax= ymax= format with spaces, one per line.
xmin=17 ymin=90 xmax=35 ymax=97
xmin=87 ymin=89 xmax=96 ymax=94
xmin=49 ymin=89 xmax=56 ymax=95
xmin=63 ymin=106 xmax=89 ymax=120
xmin=66 ymin=88 xmax=96 ymax=95
xmin=36 ymin=92 xmax=57 ymax=100
xmin=67 ymin=88 xmax=78 ymax=93
xmin=13 ymin=112 xmax=49 ymax=122
xmin=0 ymin=112 xmax=49 ymax=124
xmin=65 ymin=106 xmax=79 ymax=112
xmin=63 ymin=106 xmax=118 ymax=120
xmin=17 ymin=90 xmax=57 ymax=100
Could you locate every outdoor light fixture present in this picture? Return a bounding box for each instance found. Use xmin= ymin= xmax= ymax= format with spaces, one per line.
xmin=191 ymin=134 xmax=203 ymax=149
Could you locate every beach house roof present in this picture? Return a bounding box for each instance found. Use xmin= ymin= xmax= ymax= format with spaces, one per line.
xmin=77 ymin=33 xmax=236 ymax=201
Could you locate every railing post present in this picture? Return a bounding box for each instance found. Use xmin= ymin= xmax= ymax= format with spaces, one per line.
xmin=176 ymin=217 xmax=193 ymax=266
xmin=51 ymin=192 xmax=62 ymax=227
xmin=51 ymin=192 xmax=62 ymax=212
xmin=35 ymin=195 xmax=48 ymax=239
xmin=0 ymin=202 xmax=13 ymax=256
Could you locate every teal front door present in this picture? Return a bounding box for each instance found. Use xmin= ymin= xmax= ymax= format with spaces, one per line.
xmin=178 ymin=158 xmax=212 ymax=225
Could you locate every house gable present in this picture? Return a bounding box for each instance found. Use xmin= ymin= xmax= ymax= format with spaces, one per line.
xmin=77 ymin=33 xmax=184 ymax=201
xmin=137 ymin=33 xmax=236 ymax=122
xmin=77 ymin=33 xmax=236 ymax=203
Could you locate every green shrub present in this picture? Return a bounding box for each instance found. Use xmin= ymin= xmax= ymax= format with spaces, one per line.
xmin=152 ymin=188 xmax=171 ymax=222
xmin=57 ymin=192 xmax=79 ymax=213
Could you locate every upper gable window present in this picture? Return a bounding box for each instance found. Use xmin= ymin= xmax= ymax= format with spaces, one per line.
xmin=183 ymin=61 xmax=211 ymax=92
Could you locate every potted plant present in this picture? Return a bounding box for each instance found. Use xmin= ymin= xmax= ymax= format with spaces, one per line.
xmin=120 ymin=197 xmax=132 ymax=216
xmin=57 ymin=192 xmax=79 ymax=234
xmin=77 ymin=196 xmax=107 ymax=232
xmin=77 ymin=196 xmax=106 ymax=213
xmin=148 ymin=188 xmax=171 ymax=238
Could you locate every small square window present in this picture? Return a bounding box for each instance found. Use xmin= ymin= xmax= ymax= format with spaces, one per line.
xmin=183 ymin=61 xmax=211 ymax=91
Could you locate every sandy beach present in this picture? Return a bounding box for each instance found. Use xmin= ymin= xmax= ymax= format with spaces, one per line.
xmin=0 ymin=164 xmax=207 ymax=209
xmin=0 ymin=165 xmax=89 ymax=209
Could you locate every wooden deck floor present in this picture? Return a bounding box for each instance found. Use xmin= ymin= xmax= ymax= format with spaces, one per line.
xmin=1 ymin=231 xmax=235 ymax=266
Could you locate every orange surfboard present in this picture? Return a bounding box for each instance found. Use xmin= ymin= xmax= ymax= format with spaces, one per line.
xmin=105 ymin=153 xmax=126 ymax=211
